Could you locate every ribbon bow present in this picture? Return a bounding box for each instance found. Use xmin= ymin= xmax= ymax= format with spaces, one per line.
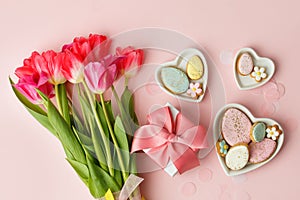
xmin=131 ymin=106 xmax=208 ymax=174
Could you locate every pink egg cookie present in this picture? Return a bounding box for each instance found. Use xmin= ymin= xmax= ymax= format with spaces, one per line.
xmin=221 ymin=108 xmax=252 ymax=146
xmin=249 ymin=138 xmax=277 ymax=163
xmin=237 ymin=53 xmax=254 ymax=76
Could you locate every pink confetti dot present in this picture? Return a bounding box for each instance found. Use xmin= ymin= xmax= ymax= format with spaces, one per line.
xmin=181 ymin=182 xmax=197 ymax=196
xmin=276 ymin=82 xmax=286 ymax=97
xmin=261 ymin=102 xmax=276 ymax=116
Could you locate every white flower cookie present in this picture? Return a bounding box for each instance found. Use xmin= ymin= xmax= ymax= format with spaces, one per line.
xmin=250 ymin=66 xmax=267 ymax=82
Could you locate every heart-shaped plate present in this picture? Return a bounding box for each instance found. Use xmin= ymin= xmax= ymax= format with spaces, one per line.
xmin=155 ymin=48 xmax=208 ymax=102
xmin=213 ymin=103 xmax=284 ymax=176
xmin=233 ymin=47 xmax=275 ymax=90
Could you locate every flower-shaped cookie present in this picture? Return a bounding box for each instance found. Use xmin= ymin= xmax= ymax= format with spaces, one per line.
xmin=217 ymin=139 xmax=229 ymax=157
xmin=187 ymin=82 xmax=203 ymax=98
xmin=251 ymin=66 xmax=267 ymax=82
xmin=266 ymin=125 xmax=282 ymax=141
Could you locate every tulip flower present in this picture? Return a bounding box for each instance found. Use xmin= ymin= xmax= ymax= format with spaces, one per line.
xmin=115 ymin=46 xmax=144 ymax=78
xmin=14 ymin=74 xmax=54 ymax=104
xmin=62 ymin=34 xmax=110 ymax=84
xmin=41 ymin=50 xmax=66 ymax=85
xmin=61 ymin=50 xmax=85 ymax=83
xmin=15 ymin=52 xmax=46 ymax=80
xmin=14 ymin=52 xmax=55 ymax=104
xmin=84 ymin=55 xmax=118 ymax=94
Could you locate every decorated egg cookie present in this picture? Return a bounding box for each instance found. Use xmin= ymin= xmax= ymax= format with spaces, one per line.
xmin=237 ymin=53 xmax=254 ymax=76
xmin=186 ymin=55 xmax=204 ymax=80
xmin=161 ymin=67 xmax=189 ymax=94
xmin=250 ymin=122 xmax=266 ymax=142
xmin=225 ymin=144 xmax=249 ymax=170
xmin=249 ymin=138 xmax=277 ymax=163
xmin=221 ymin=108 xmax=252 ymax=146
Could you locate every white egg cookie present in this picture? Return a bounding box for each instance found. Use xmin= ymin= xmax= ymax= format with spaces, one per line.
xmin=225 ymin=144 xmax=249 ymax=170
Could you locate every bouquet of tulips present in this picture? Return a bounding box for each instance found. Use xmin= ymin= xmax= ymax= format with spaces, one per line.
xmin=9 ymin=34 xmax=144 ymax=199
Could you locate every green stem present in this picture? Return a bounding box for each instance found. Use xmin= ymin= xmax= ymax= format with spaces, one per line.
xmin=124 ymin=77 xmax=129 ymax=87
xmin=82 ymin=81 xmax=114 ymax=176
xmin=100 ymin=94 xmax=128 ymax=182
xmin=55 ymin=85 xmax=63 ymax=115
xmin=111 ymin=85 xmax=123 ymax=114
xmin=111 ymin=85 xmax=133 ymax=138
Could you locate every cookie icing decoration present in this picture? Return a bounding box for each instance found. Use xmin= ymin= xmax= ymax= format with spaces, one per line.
xmin=249 ymin=138 xmax=277 ymax=163
xmin=250 ymin=122 xmax=266 ymax=142
xmin=250 ymin=66 xmax=267 ymax=82
xmin=225 ymin=144 xmax=249 ymax=170
xmin=237 ymin=53 xmax=254 ymax=76
xmin=221 ymin=108 xmax=252 ymax=146
xmin=187 ymin=82 xmax=203 ymax=98
xmin=266 ymin=125 xmax=282 ymax=141
xmin=217 ymin=140 xmax=229 ymax=157
xmin=186 ymin=55 xmax=204 ymax=80
xmin=161 ymin=67 xmax=189 ymax=94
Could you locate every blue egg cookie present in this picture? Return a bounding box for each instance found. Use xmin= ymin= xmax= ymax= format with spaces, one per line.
xmin=250 ymin=122 xmax=266 ymax=142
xmin=161 ymin=67 xmax=189 ymax=94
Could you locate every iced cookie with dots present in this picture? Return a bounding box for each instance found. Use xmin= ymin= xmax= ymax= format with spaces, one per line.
xmin=249 ymin=138 xmax=277 ymax=163
xmin=236 ymin=52 xmax=254 ymax=76
xmin=225 ymin=144 xmax=249 ymax=170
xmin=221 ymin=108 xmax=252 ymax=146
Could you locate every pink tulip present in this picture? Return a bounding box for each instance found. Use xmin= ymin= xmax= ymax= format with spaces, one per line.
xmin=15 ymin=75 xmax=54 ymax=104
xmin=41 ymin=50 xmax=66 ymax=85
xmin=14 ymin=52 xmax=55 ymax=104
xmin=62 ymin=50 xmax=85 ymax=83
xmin=115 ymin=46 xmax=144 ymax=78
xmin=84 ymin=55 xmax=118 ymax=94
xmin=15 ymin=51 xmax=46 ymax=80
xmin=61 ymin=34 xmax=110 ymax=83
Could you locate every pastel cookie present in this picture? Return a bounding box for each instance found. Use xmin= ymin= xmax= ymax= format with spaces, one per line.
xmin=249 ymin=138 xmax=277 ymax=163
xmin=221 ymin=108 xmax=252 ymax=146
xmin=216 ymin=139 xmax=229 ymax=157
xmin=225 ymin=144 xmax=249 ymax=170
xmin=186 ymin=55 xmax=204 ymax=80
xmin=161 ymin=67 xmax=189 ymax=94
xmin=266 ymin=125 xmax=282 ymax=141
xmin=250 ymin=122 xmax=266 ymax=142
xmin=237 ymin=53 xmax=254 ymax=76
xmin=250 ymin=66 xmax=267 ymax=82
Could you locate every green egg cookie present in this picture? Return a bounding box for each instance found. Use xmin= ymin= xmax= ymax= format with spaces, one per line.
xmin=250 ymin=122 xmax=266 ymax=142
xmin=161 ymin=67 xmax=189 ymax=94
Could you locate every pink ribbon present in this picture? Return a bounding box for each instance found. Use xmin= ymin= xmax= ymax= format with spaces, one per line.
xmin=131 ymin=106 xmax=208 ymax=174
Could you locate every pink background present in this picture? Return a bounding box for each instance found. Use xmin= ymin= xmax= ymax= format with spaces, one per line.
xmin=1 ymin=0 xmax=299 ymax=199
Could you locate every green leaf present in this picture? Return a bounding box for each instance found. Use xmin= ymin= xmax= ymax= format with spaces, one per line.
xmin=78 ymin=95 xmax=94 ymax=134
xmin=27 ymin=109 xmax=58 ymax=137
xmin=9 ymin=77 xmax=46 ymax=115
xmin=87 ymin=157 xmax=120 ymax=198
xmin=114 ymin=116 xmax=130 ymax=169
xmin=57 ymin=84 xmax=71 ymax=125
xmin=9 ymin=78 xmax=58 ymax=137
xmin=73 ymin=127 xmax=93 ymax=146
xmin=96 ymin=102 xmax=109 ymax=138
xmin=120 ymin=87 xmax=139 ymax=140
xmin=114 ymin=169 xmax=123 ymax=187
xmin=67 ymin=158 xmax=89 ymax=185
xmin=46 ymin=95 xmax=86 ymax=164
xmin=105 ymin=101 xmax=115 ymax=125
xmin=77 ymin=95 xmax=109 ymax=172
